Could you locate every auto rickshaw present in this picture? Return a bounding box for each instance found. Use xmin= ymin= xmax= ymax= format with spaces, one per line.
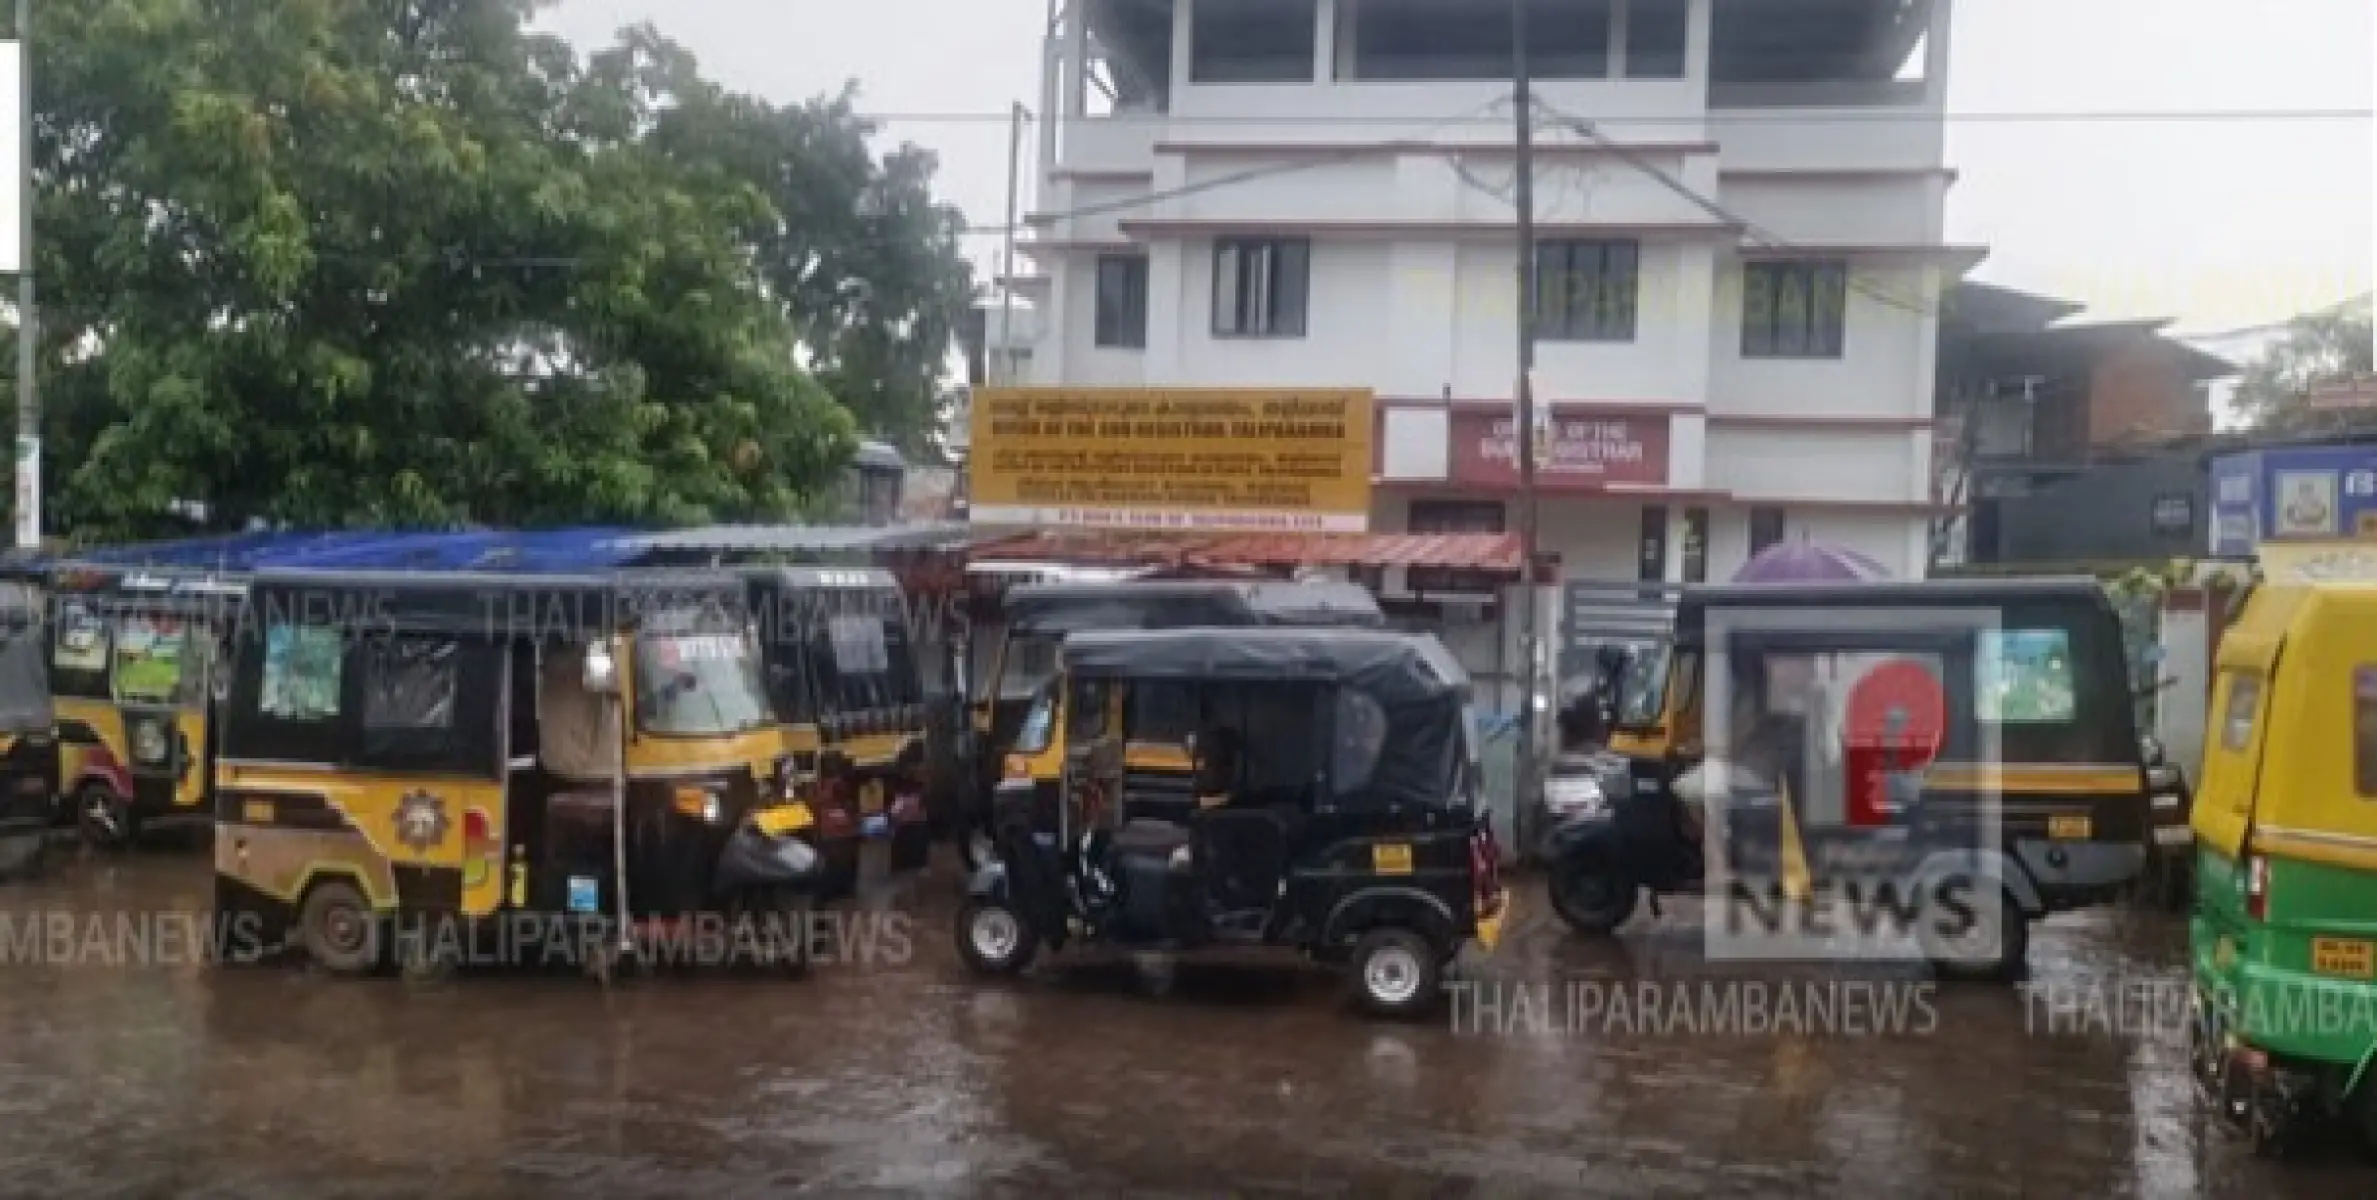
xmin=44 ymin=564 xmax=245 ymax=848
xmin=0 ymin=579 xmax=58 ymax=879
xmin=2188 ymin=574 xmax=2377 ymax=1156
xmin=955 ymin=580 xmax=1385 ymax=868
xmin=1547 ymin=579 xmax=2153 ymax=981
xmin=747 ymin=566 xmax=931 ymax=898
xmin=212 ymin=569 xmax=820 ymax=977
xmin=956 ymin=626 xmax=1508 ymax=1018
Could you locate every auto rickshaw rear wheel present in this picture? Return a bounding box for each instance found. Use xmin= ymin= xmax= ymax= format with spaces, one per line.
xmin=1347 ymin=927 xmax=1445 ymax=1020
xmin=956 ymin=898 xmax=1037 ymax=976
xmin=74 ymin=783 xmax=135 ymax=852
xmin=298 ymin=878 xmax=383 ymax=977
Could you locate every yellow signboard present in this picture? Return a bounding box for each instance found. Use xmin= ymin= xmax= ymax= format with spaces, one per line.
xmin=2256 ymin=540 xmax=2377 ymax=582
xmin=969 ymin=387 xmax=1373 ymax=533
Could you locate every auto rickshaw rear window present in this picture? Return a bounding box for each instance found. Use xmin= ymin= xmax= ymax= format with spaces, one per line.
xmin=1977 ymin=628 xmax=2077 ymax=724
xmin=262 ymin=623 xmax=345 ymax=721
xmin=360 ymin=636 xmax=459 ymax=731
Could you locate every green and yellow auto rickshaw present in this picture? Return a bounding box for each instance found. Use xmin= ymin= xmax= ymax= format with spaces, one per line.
xmin=2189 ymin=571 xmax=2377 ymax=1156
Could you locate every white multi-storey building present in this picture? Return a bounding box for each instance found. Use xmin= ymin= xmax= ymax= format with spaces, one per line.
xmin=1014 ymin=0 xmax=1971 ymax=590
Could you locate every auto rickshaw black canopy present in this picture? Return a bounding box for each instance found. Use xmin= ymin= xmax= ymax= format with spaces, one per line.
xmin=243 ymin=568 xmax=756 ymax=639
xmin=1063 ymin=627 xmax=1471 ymax=810
xmin=1002 ymin=580 xmax=1384 ymax=636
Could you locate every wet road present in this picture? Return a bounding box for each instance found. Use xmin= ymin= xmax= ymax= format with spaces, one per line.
xmin=1 ymin=850 xmax=2372 ymax=1197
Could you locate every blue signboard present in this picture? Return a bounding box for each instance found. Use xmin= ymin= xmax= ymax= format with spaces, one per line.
xmin=2207 ymin=443 xmax=2377 ymax=557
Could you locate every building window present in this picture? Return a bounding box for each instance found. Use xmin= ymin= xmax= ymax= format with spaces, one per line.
xmin=1407 ymin=499 xmax=1505 ymax=594
xmin=1625 ymin=0 xmax=1689 ymax=78
xmin=1094 ymin=255 xmax=1148 ymax=349
xmin=1637 ymin=506 xmax=1668 ymax=583
xmin=1212 ymin=238 xmax=1310 ymax=338
xmin=1536 ymin=239 xmax=1639 ymax=342
xmin=1681 ymin=507 xmax=1709 ymax=583
xmin=1191 ymin=0 xmax=1317 ymax=83
xmin=1742 ymin=260 xmax=1849 ymax=359
xmin=1750 ymin=506 xmax=1787 ymax=553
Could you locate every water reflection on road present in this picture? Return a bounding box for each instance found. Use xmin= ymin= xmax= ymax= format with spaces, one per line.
xmin=1 ymin=851 xmax=2371 ymax=1197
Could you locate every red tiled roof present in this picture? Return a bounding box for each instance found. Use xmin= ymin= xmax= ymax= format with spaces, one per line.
xmin=969 ymin=530 xmax=1523 ymax=576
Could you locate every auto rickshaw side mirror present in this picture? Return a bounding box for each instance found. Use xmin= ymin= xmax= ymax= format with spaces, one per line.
xmin=582 ymin=637 xmax=621 ymax=695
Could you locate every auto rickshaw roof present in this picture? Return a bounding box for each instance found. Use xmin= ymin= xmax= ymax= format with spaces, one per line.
xmin=742 ymin=564 xmax=902 ymax=593
xmin=1002 ymin=580 xmax=1384 ymax=634
xmin=245 ymin=568 xmax=755 ymax=636
xmin=1062 ymin=626 xmax=1466 ymax=699
xmin=1676 ymin=577 xmax=2114 ymax=635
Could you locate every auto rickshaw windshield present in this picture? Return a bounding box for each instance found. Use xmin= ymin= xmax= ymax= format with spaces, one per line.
xmin=633 ymin=625 xmax=773 ymax=736
xmin=109 ymin=613 xmax=218 ymax=709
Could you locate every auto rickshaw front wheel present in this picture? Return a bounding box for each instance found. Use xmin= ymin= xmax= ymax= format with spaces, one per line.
xmin=297 ymin=878 xmax=384 ymax=977
xmin=1347 ymin=927 xmax=1446 ymax=1020
xmin=955 ymin=898 xmax=1037 ymax=976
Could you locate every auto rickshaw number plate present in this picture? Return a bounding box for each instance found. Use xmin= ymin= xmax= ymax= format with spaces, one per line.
xmin=241 ymin=800 xmax=273 ymax=825
xmin=859 ymin=780 xmax=886 ymax=815
xmin=1372 ymin=843 xmax=1414 ymax=875
xmin=2048 ymin=813 xmax=2092 ymax=840
xmin=2312 ymin=937 xmax=2375 ymax=979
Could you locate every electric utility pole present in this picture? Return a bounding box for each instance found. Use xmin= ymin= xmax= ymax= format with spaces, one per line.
xmin=10 ymin=0 xmax=32 ymax=552
xmin=1511 ymin=0 xmax=1545 ymax=834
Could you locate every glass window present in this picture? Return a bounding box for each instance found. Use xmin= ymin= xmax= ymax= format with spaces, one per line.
xmin=999 ymin=633 xmax=1061 ymax=700
xmin=261 ymin=624 xmax=345 ymax=721
xmin=810 ymin=612 xmax=923 ymax=715
xmin=634 ymin=631 xmax=772 ymax=736
xmin=1332 ymin=688 xmax=1390 ymax=794
xmin=2220 ymin=672 xmax=2261 ymax=753
xmin=1067 ymin=678 xmax=1112 ymax=745
xmin=1094 ymin=255 xmax=1149 ymax=349
xmin=1742 ymin=260 xmax=1848 ymax=359
xmin=361 ymin=636 xmax=459 ymax=731
xmin=53 ymin=605 xmax=109 ymax=674
xmin=1750 ymin=507 xmax=1788 ymax=554
xmin=111 ymin=614 xmax=192 ymax=706
xmin=1537 ymin=239 xmax=1640 ymax=341
xmin=1190 ymin=0 xmax=1316 ymax=83
xmin=1977 ymin=629 xmax=2077 ymax=724
xmin=1012 ymin=684 xmax=1057 ymax=755
xmin=1212 ymin=238 xmax=1310 ymax=338
xmin=2356 ymin=667 xmax=2377 ymax=796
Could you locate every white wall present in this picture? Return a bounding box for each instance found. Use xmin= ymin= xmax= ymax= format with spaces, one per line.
xmin=1163 ymin=239 xmax=1394 ymax=386
xmin=1452 ymin=240 xmax=1714 ymax=402
xmin=1715 ymin=176 xmax=1944 ymax=247
xmin=1703 ymin=426 xmax=1923 ymax=505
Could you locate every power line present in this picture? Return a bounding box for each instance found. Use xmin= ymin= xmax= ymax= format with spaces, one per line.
xmin=857 ymin=108 xmax=2373 ymax=126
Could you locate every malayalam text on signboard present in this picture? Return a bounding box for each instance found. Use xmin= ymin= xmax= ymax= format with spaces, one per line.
xmin=969 ymin=388 xmax=1373 ymax=532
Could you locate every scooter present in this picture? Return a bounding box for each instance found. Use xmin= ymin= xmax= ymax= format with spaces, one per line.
xmin=1538 ymin=752 xmax=1702 ymax=934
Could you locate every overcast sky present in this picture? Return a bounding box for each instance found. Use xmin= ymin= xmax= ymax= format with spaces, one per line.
xmin=542 ymin=0 xmax=2372 ymax=337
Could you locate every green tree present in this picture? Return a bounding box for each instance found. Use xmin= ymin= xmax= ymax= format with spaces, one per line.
xmin=12 ymin=0 xmax=898 ymax=540
xmin=2230 ymin=298 xmax=2375 ymax=436
xmin=582 ymin=27 xmax=976 ymax=454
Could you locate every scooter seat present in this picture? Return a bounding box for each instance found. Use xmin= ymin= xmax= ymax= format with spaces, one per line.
xmin=1112 ymin=818 xmax=1192 ymax=859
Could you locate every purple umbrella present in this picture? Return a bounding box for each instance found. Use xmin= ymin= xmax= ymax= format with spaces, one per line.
xmin=1731 ymin=537 xmax=1890 ymax=584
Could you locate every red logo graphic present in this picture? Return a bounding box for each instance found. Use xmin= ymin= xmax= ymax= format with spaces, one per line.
xmin=1841 ymin=658 xmax=1946 ymax=828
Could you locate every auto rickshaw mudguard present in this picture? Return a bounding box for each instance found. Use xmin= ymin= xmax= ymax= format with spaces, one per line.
xmin=1319 ymin=887 xmax=1458 ymax=957
xmin=711 ymin=824 xmax=824 ymax=895
xmin=1908 ymin=847 xmax=2045 ymax=919
xmin=966 ymin=858 xmax=1010 ymax=900
xmin=1540 ymin=807 xmax=1622 ymax=864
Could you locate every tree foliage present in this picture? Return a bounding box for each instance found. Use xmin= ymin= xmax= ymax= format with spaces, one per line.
xmin=2228 ymin=299 xmax=2375 ymax=436
xmin=11 ymin=0 xmax=972 ymax=540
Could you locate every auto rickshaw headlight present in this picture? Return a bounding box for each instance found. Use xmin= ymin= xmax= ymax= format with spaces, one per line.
xmin=132 ymin=720 xmax=170 ymax=764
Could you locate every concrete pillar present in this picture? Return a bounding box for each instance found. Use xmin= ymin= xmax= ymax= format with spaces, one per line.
xmin=1684 ymin=0 xmax=1712 ymax=84
xmin=1064 ymin=1 xmax=1090 ymax=119
xmin=1610 ymin=0 xmax=1629 ymax=79
xmin=1171 ymin=0 xmax=1195 ymax=91
xmin=1314 ymin=0 xmax=1336 ymax=82
xmin=1925 ymin=0 xmax=1954 ymax=108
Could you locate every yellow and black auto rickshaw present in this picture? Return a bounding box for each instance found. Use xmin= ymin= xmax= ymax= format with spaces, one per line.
xmin=955 ymin=580 xmax=1386 ymax=869
xmin=212 ymin=569 xmax=820 ymax=977
xmin=45 ymin=564 xmax=244 ymax=849
xmin=0 ymin=579 xmax=58 ymax=879
xmin=747 ymin=566 xmax=931 ymax=898
xmin=1548 ymin=578 xmax=2154 ymax=982
xmin=958 ymin=626 xmax=1509 ymax=1018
